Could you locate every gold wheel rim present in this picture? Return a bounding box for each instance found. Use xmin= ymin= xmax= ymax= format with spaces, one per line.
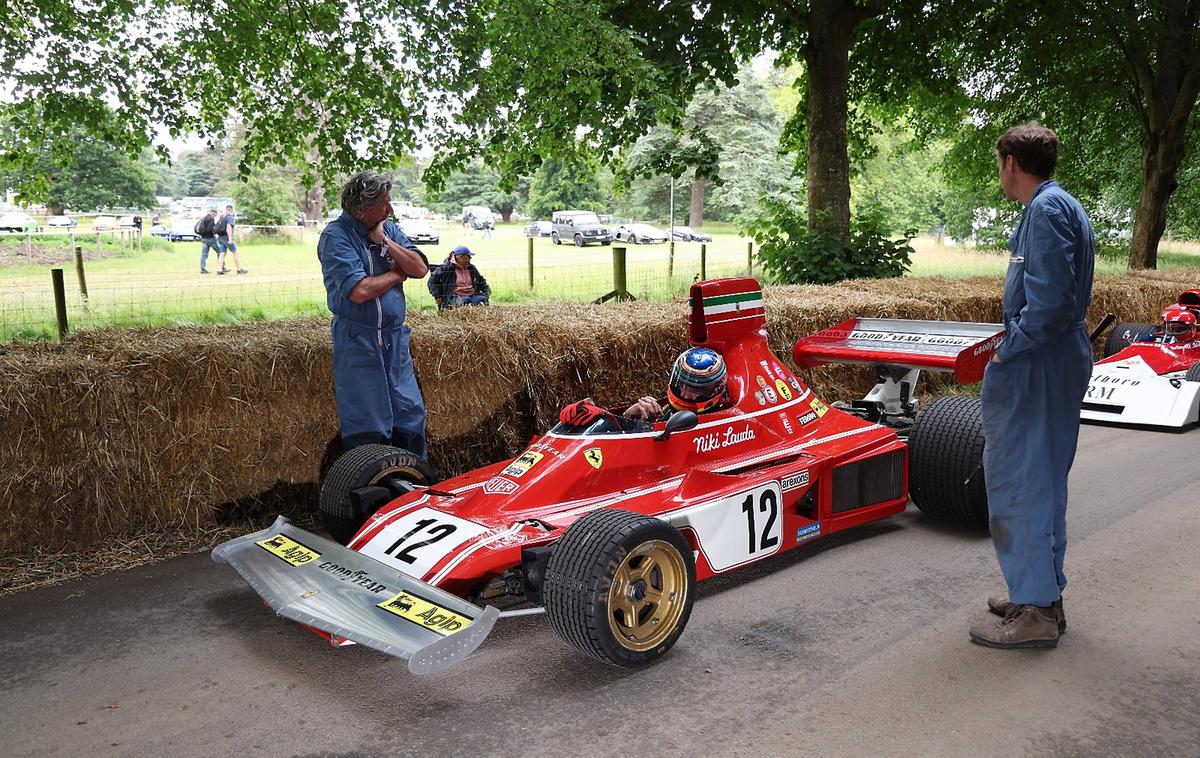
xmin=607 ymin=540 xmax=688 ymax=652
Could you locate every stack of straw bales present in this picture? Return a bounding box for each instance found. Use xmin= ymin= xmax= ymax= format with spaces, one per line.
xmin=0 ymin=273 xmax=1190 ymax=555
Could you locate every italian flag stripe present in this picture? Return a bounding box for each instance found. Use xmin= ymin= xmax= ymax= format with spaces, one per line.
xmin=702 ymin=291 xmax=762 ymax=307
xmin=704 ymin=298 xmax=764 ymax=316
xmin=706 ymin=306 xmax=765 ymax=321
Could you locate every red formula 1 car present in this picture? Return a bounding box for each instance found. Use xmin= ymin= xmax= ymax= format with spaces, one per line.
xmin=215 ymin=278 xmax=1000 ymax=673
xmin=1081 ymin=289 xmax=1200 ymax=428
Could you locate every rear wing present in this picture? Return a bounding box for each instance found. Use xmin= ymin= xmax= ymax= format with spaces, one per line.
xmin=793 ymin=318 xmax=1005 ymax=384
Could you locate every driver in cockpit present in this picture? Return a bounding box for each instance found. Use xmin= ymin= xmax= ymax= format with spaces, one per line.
xmin=623 ymin=347 xmax=731 ymax=423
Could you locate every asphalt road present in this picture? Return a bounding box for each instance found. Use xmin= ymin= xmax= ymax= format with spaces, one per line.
xmin=2 ymin=422 xmax=1198 ymax=758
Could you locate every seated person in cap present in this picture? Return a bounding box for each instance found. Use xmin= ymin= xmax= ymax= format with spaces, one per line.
xmin=557 ymin=348 xmax=730 ymax=434
xmin=427 ymin=245 xmax=491 ymax=309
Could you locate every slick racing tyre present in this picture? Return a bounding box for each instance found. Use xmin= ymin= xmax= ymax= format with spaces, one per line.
xmin=1104 ymin=322 xmax=1155 ymax=358
xmin=1186 ymin=361 xmax=1200 ymax=383
xmin=544 ymin=509 xmax=696 ymax=668
xmin=908 ymin=396 xmax=989 ymax=530
xmin=318 ymin=444 xmax=435 ymax=545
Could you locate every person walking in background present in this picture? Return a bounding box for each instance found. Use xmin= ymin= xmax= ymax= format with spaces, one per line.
xmin=196 ymin=207 xmax=221 ymax=274
xmin=427 ymin=245 xmax=491 ymax=309
xmin=482 ymin=218 xmax=494 ymax=239
xmin=969 ymin=122 xmax=1095 ymax=650
xmin=317 ymin=171 xmax=430 ymax=456
xmin=215 ymin=204 xmax=247 ymax=275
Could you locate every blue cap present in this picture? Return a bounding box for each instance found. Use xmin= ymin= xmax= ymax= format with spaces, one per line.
xmin=452 ymin=245 xmax=474 ymax=256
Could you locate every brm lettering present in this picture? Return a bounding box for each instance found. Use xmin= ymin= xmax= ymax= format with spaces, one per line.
xmin=1086 ymin=385 xmax=1117 ymax=401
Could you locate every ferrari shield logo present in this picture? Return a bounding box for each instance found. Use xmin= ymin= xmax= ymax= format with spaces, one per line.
xmin=583 ymin=448 xmax=603 ymax=469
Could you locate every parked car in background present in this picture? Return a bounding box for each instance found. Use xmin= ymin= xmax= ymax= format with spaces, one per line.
xmin=670 ymin=225 xmax=713 ymax=242
xmin=149 ymin=224 xmax=170 ymax=239
xmin=551 ymin=210 xmax=613 ymax=246
xmin=46 ymin=215 xmax=77 ymax=227
xmin=92 ymin=216 xmax=119 ymax=231
xmin=166 ymin=220 xmax=201 ymax=242
xmin=399 ymin=218 xmax=439 ymax=245
xmin=523 ymin=220 xmax=553 ymax=237
xmin=614 ymin=223 xmax=669 ymax=244
xmin=0 ymin=211 xmax=38 ymax=232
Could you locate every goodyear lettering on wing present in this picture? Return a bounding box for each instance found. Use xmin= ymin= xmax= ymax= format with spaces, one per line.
xmin=316 ymin=561 xmax=389 ymax=594
xmin=972 ymin=333 xmax=1004 ymax=357
xmin=256 ymin=534 xmax=320 ymax=566
xmin=781 ymin=470 xmax=810 ymax=491
xmin=501 ymin=450 xmax=544 ymax=478
xmin=796 ymin=523 xmax=821 ymax=544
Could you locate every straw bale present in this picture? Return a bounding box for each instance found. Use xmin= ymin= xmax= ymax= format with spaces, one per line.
xmin=0 ymin=272 xmax=1192 ymax=557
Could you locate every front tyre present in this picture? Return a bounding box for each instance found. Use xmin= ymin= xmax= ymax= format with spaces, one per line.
xmin=1185 ymin=361 xmax=1200 ymax=383
xmin=574 ymin=234 xmax=585 ymax=247
xmin=908 ymin=396 xmax=989 ymax=529
xmin=552 ymin=232 xmax=561 ymax=245
xmin=318 ymin=444 xmax=435 ymax=544
xmin=544 ymin=509 xmax=695 ymax=668
xmin=1104 ymin=321 xmax=1155 ymax=358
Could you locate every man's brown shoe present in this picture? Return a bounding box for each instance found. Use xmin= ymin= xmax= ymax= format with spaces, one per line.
xmin=969 ymin=604 xmax=1060 ymax=649
xmin=988 ymin=596 xmax=1066 ymax=632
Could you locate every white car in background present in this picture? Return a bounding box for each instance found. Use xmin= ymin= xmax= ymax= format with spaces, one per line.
xmin=614 ymin=223 xmax=669 ymax=244
xmin=0 ymin=211 xmax=38 ymax=232
xmin=92 ymin=215 xmax=119 ymax=231
xmin=47 ymin=215 xmax=78 ymax=227
xmin=399 ymin=218 xmax=439 ymax=245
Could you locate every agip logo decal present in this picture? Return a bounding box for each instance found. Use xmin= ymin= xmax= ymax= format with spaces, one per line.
xmin=377 ymin=592 xmax=474 ymax=636
xmin=501 ymin=450 xmax=544 ymax=478
xmin=256 ymin=534 xmax=320 ymax=566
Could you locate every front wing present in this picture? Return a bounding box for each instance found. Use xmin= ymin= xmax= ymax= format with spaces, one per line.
xmin=212 ymin=516 xmax=499 ymax=674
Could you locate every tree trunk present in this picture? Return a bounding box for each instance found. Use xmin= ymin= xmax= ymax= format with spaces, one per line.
xmin=804 ymin=0 xmax=879 ymax=242
xmin=1128 ymin=144 xmax=1181 ymax=269
xmin=688 ymin=176 xmax=705 ymax=227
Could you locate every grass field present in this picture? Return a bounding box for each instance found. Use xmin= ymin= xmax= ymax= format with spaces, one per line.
xmin=0 ymin=221 xmax=1197 ymax=341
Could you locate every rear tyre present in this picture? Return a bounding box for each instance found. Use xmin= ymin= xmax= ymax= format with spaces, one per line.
xmin=1185 ymin=362 xmax=1200 ymax=383
xmin=318 ymin=444 xmax=435 ymax=544
xmin=1104 ymin=322 xmax=1156 ymax=358
xmin=630 ymin=235 xmax=639 ymax=244
xmin=908 ymin=396 xmax=989 ymax=529
xmin=544 ymin=509 xmax=695 ymax=668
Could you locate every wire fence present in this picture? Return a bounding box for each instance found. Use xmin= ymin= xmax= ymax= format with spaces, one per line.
xmin=0 ymin=226 xmax=761 ymax=342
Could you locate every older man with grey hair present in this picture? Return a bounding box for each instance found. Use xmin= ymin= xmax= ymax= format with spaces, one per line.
xmin=317 ymin=171 xmax=430 ymax=456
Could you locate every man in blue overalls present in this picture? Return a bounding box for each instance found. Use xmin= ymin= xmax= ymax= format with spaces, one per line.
xmin=970 ymin=123 xmax=1095 ymax=649
xmin=317 ymin=172 xmax=430 ymax=457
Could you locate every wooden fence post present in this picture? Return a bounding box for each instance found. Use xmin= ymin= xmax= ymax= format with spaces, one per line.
xmin=52 ymin=268 xmax=69 ymax=340
xmin=74 ymin=246 xmax=89 ymax=307
xmin=527 ymin=235 xmax=534 ymax=289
